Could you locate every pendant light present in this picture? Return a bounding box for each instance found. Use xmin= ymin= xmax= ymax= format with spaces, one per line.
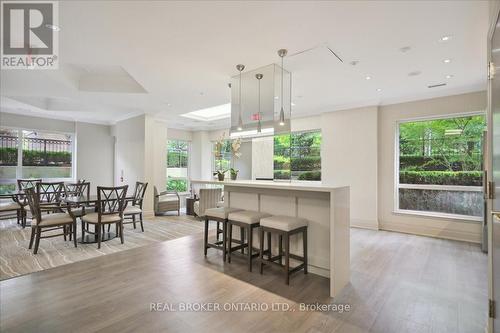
xmin=236 ymin=64 xmax=245 ymax=131
xmin=256 ymin=73 xmax=263 ymax=133
xmin=277 ymin=49 xmax=287 ymax=126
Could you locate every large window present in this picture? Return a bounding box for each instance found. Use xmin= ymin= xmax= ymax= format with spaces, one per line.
xmin=274 ymin=130 xmax=321 ymax=181
xmin=0 ymin=128 xmax=74 ymax=193
xmin=167 ymin=140 xmax=189 ymax=193
xmin=397 ymin=114 xmax=485 ymax=219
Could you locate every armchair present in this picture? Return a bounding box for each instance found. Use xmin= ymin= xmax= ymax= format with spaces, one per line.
xmin=154 ymin=186 xmax=180 ymax=216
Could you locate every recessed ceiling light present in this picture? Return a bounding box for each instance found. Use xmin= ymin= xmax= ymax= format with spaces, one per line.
xmin=440 ymin=35 xmax=452 ymax=42
xmin=445 ymin=74 xmax=454 ymax=79
xmin=365 ymin=76 xmax=372 ymax=80
xmin=408 ymin=71 xmax=422 ymax=77
xmin=400 ymin=46 xmax=411 ymax=53
xmin=443 ymin=59 xmax=451 ymax=64
xmin=167 ymin=103 xmax=172 ymax=107
xmin=376 ymin=88 xmax=382 ymax=92
xmin=349 ymin=60 xmax=359 ymax=66
xmin=45 ymin=24 xmax=60 ymax=31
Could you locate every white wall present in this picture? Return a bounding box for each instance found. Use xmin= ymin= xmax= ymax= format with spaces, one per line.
xmin=321 ymin=106 xmax=379 ymax=229
xmin=234 ymin=141 xmax=252 ymax=179
xmin=378 ymin=91 xmax=486 ymax=243
xmin=112 ymin=115 xmax=145 ymax=188
xmin=251 ymin=136 xmax=274 ymax=179
xmin=76 ymin=122 xmax=114 ymax=193
xmin=167 ymin=128 xmax=192 ymax=141
xmin=191 ymin=131 xmax=212 ymax=180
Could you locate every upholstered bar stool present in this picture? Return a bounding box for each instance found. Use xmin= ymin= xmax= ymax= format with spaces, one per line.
xmin=227 ymin=210 xmax=271 ymax=271
xmin=258 ymin=215 xmax=308 ymax=285
xmin=204 ymin=207 xmax=242 ymax=261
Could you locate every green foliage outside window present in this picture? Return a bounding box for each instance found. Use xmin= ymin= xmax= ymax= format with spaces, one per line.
xmin=167 ymin=140 xmax=189 ymax=192
xmin=399 ymin=115 xmax=485 ymax=186
xmin=166 ymin=177 xmax=187 ymax=192
xmin=274 ymin=131 xmax=321 ymax=181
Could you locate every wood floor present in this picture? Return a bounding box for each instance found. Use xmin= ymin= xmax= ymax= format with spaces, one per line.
xmin=0 ymin=227 xmax=487 ymax=333
xmin=0 ymin=214 xmax=208 ymax=280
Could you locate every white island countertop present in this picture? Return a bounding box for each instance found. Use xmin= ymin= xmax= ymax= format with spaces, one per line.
xmin=190 ymin=179 xmax=341 ymax=192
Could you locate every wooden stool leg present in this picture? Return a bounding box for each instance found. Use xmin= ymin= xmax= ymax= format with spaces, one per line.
xmin=240 ymin=228 xmax=245 ymax=254
xmin=204 ymin=218 xmax=209 ymax=256
xmin=284 ymin=232 xmax=290 ymax=285
xmin=228 ymin=223 xmax=233 ymax=263
xmin=248 ymin=225 xmax=253 ymax=272
xmin=279 ymin=235 xmax=283 ymax=265
xmin=303 ymin=228 xmax=308 ymax=274
xmin=222 ymin=220 xmax=227 ymax=262
xmin=216 ymin=221 xmax=221 ymax=242
xmin=267 ymin=231 xmax=272 ymax=259
xmin=259 ymin=227 xmax=265 ymax=274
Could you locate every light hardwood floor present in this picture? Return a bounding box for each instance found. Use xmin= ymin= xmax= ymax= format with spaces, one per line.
xmin=0 ymin=227 xmax=487 ymax=333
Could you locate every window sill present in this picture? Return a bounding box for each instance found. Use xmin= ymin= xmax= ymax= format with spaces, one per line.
xmin=393 ymin=209 xmax=482 ymax=223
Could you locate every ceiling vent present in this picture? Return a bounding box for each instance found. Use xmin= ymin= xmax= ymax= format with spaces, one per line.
xmin=428 ymin=83 xmax=447 ymax=88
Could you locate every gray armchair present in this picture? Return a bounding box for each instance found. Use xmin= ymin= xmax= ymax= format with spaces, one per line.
xmin=154 ymin=186 xmax=180 ymax=216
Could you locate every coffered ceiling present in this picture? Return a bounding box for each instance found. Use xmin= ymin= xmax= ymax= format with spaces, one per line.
xmin=0 ymin=0 xmax=489 ymax=130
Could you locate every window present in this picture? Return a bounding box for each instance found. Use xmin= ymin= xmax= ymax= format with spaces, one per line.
xmin=396 ymin=114 xmax=485 ymax=219
xmin=167 ymin=140 xmax=189 ymax=193
xmin=0 ymin=128 xmax=74 ymax=193
xmin=274 ymin=130 xmax=321 ymax=181
xmin=212 ymin=140 xmax=232 ymax=174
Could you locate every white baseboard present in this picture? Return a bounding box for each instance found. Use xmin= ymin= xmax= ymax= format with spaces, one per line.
xmin=379 ymin=220 xmax=481 ymax=244
xmin=351 ymin=218 xmax=379 ymax=231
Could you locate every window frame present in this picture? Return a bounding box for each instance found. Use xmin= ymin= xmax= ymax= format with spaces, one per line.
xmin=166 ymin=139 xmax=191 ymax=194
xmin=0 ymin=126 xmax=76 ymax=185
xmin=393 ymin=111 xmax=485 ymax=222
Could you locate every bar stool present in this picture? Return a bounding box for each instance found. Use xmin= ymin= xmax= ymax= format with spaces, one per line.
xmin=204 ymin=207 xmax=242 ymax=262
xmin=258 ymin=215 xmax=308 ymax=285
xmin=227 ymin=210 xmax=271 ymax=271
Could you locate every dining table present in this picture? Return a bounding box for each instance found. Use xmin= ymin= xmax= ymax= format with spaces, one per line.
xmin=63 ymin=194 xmax=135 ymax=244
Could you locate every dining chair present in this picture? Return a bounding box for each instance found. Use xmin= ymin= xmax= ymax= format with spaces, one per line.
xmin=25 ymin=187 xmax=77 ymax=254
xmin=38 ymin=182 xmax=66 ymax=213
xmin=123 ymin=181 xmax=148 ymax=232
xmin=16 ymin=178 xmax=41 ymax=228
xmin=65 ymin=181 xmax=91 ymax=217
xmin=82 ymin=185 xmax=128 ymax=249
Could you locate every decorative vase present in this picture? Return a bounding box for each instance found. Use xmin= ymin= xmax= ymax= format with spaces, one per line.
xmin=218 ymin=173 xmax=225 ymax=181
xmin=230 ymin=172 xmax=237 ymax=180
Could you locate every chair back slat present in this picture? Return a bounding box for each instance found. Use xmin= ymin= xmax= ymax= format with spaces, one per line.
xmin=37 ymin=182 xmax=65 ymax=204
xmin=97 ymin=185 xmax=128 ymax=215
xmin=133 ymin=181 xmax=148 ymax=208
xmin=17 ymin=178 xmax=41 ymax=191
xmin=24 ymin=187 xmax=41 ymax=222
xmin=65 ymin=182 xmax=90 ymax=197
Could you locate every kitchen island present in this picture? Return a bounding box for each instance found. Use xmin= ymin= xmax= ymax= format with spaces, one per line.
xmin=191 ymin=179 xmax=350 ymax=297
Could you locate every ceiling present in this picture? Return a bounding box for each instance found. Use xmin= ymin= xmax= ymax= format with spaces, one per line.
xmin=0 ymin=0 xmax=489 ymax=130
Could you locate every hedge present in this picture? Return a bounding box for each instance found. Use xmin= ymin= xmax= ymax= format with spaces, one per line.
xmin=399 ymin=171 xmax=482 ymax=186
xmin=167 ymin=151 xmax=188 ymax=168
xmin=274 ymin=170 xmax=290 ymax=179
xmin=0 ymin=147 xmax=17 ymax=165
xmin=290 ymin=156 xmax=321 ymax=171
xmin=22 ymin=150 xmax=71 ymax=166
xmin=298 ymin=171 xmax=321 ymax=181
xmin=0 ymin=148 xmax=71 ymax=166
xmin=400 ymin=155 xmax=481 ymax=172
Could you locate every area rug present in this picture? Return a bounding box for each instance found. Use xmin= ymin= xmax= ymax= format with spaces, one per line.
xmin=0 ymin=214 xmax=206 ymax=280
